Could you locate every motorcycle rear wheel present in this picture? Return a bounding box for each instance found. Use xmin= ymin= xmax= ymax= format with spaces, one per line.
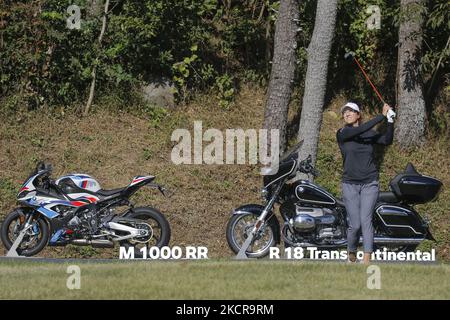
xmin=119 ymin=207 xmax=171 ymax=258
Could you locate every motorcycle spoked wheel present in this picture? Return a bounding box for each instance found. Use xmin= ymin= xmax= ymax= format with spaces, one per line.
xmin=226 ymin=212 xmax=276 ymax=258
xmin=119 ymin=207 xmax=171 ymax=258
xmin=0 ymin=209 xmax=49 ymax=257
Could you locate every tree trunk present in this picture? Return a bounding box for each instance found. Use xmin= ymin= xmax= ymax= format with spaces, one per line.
xmin=264 ymin=9 xmax=272 ymax=75
xmin=263 ymin=0 xmax=299 ymax=152
xmin=396 ymin=0 xmax=426 ymax=147
xmin=84 ymin=0 xmax=110 ymax=116
xmin=296 ymin=0 xmax=338 ymax=177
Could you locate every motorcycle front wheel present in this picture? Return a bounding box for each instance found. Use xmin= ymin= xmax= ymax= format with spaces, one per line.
xmin=226 ymin=212 xmax=276 ymax=258
xmin=1 ymin=209 xmax=49 ymax=257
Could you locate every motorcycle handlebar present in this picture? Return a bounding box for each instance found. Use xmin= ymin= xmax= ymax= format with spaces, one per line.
xmin=298 ymin=156 xmax=320 ymax=177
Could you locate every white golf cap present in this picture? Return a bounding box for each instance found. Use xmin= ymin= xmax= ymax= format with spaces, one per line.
xmin=341 ymin=102 xmax=360 ymax=114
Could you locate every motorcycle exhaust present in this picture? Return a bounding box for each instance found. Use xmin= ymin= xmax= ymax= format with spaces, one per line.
xmin=70 ymin=239 xmax=115 ymax=248
xmin=282 ymin=224 xmax=425 ymax=247
xmin=372 ymin=237 xmax=424 ymax=245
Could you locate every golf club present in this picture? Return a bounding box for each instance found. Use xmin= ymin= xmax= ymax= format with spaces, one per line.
xmin=345 ymin=51 xmax=386 ymax=104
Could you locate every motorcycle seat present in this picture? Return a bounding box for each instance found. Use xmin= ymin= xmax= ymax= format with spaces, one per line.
xmin=96 ymin=187 xmax=126 ymax=197
xmin=378 ymin=191 xmax=399 ymax=203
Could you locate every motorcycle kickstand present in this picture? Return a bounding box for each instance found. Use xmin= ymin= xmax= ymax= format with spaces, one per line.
xmin=6 ymin=224 xmax=32 ymax=258
xmin=235 ymin=229 xmax=258 ymax=260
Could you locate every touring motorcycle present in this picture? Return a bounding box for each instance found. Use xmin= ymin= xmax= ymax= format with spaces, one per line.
xmin=226 ymin=141 xmax=442 ymax=258
xmin=1 ymin=163 xmax=171 ymax=257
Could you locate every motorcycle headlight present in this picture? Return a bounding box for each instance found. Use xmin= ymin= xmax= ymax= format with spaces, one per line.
xmin=18 ymin=191 xmax=29 ymax=199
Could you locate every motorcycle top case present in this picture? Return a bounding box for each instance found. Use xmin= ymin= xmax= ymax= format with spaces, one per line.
xmin=389 ymin=171 xmax=442 ymax=204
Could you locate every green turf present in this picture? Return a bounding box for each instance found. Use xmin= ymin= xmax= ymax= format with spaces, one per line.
xmin=0 ymin=260 xmax=448 ymax=299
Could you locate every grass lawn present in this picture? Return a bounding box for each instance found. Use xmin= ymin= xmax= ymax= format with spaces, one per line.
xmin=0 ymin=259 xmax=448 ymax=299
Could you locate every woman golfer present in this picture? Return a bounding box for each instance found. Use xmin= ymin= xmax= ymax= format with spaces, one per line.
xmin=336 ymin=102 xmax=395 ymax=264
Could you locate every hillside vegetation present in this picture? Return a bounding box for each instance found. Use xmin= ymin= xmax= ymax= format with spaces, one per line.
xmin=0 ymin=86 xmax=448 ymax=260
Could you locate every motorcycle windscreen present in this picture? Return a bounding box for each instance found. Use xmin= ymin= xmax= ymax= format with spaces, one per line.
xmin=279 ymin=140 xmax=303 ymax=163
xmin=263 ymin=159 xmax=296 ymax=188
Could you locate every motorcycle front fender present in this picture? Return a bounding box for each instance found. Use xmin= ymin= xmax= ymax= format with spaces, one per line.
xmin=231 ymin=204 xmax=280 ymax=244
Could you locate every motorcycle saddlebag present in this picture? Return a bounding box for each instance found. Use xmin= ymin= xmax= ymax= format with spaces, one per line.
xmin=389 ymin=163 xmax=442 ymax=204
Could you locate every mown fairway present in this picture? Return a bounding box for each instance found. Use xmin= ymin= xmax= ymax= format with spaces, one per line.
xmin=0 ymin=259 xmax=448 ymax=299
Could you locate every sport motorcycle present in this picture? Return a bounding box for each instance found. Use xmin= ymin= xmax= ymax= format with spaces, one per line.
xmin=1 ymin=163 xmax=171 ymax=257
xmin=226 ymin=141 xmax=442 ymax=258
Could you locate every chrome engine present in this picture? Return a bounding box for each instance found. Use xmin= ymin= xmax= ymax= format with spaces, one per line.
xmin=288 ymin=205 xmax=342 ymax=239
xmin=292 ymin=214 xmax=316 ymax=231
xmin=291 ymin=206 xmax=336 ymax=231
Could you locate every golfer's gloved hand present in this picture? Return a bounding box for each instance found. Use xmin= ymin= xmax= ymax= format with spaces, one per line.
xmin=386 ymin=109 xmax=396 ymax=123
